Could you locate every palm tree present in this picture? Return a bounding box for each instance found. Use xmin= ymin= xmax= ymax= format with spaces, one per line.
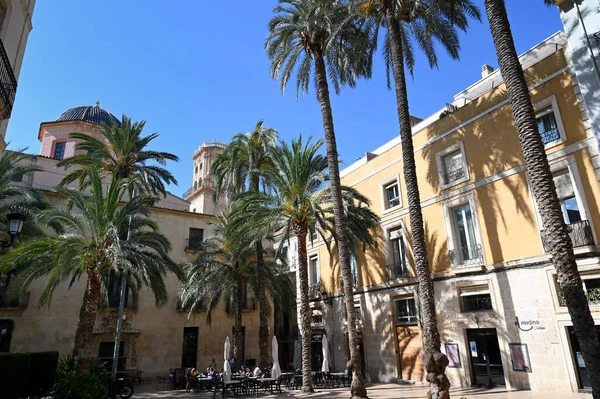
xmin=211 ymin=120 xmax=278 ymax=368
xmin=57 ymin=115 xmax=179 ymax=196
xmin=179 ymin=208 xmax=293 ymax=370
xmin=0 ymin=168 xmax=181 ymax=369
xmin=356 ymin=1 xmax=480 ymax=397
xmin=485 ymin=0 xmax=600 ymax=395
xmin=0 ymin=150 xmax=49 ymax=241
xmin=241 ymin=137 xmax=378 ymax=393
xmin=266 ymin=2 xmax=374 ymax=396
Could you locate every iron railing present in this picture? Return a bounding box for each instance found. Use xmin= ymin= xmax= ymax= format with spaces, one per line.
xmin=185 ymin=237 xmax=203 ymax=252
xmin=387 ymin=197 xmax=400 ymax=208
xmin=0 ymin=39 xmax=16 ymax=121
xmin=461 ymin=294 xmax=493 ymax=312
xmin=449 ymin=244 xmax=484 ymax=268
xmin=541 ymin=220 xmax=594 ymax=251
xmin=386 ymin=261 xmax=411 ymax=280
xmin=539 ymin=127 xmax=561 ymax=145
xmin=0 ymin=291 xmax=29 ymax=308
xmin=309 ymin=282 xmax=321 ymax=299
xmin=182 ymin=177 xmax=215 ymax=198
xmin=444 ymin=168 xmax=466 ymax=185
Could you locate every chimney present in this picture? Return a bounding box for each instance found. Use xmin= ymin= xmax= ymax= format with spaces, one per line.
xmin=481 ymin=64 xmax=494 ymax=78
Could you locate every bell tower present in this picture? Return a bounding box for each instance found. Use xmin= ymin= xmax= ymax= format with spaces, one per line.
xmin=185 ymin=141 xmax=227 ymax=215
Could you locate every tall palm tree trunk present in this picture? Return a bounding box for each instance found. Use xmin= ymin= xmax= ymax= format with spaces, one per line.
xmin=485 ymin=2 xmax=600 ymax=396
xmin=295 ymin=226 xmax=314 ymax=393
xmin=73 ymin=270 xmax=102 ymax=371
xmin=386 ymin=10 xmax=449 ymax=399
xmin=233 ymin=282 xmax=244 ymax=371
xmin=252 ymin=173 xmax=270 ymax=370
xmin=314 ymin=55 xmax=368 ymax=399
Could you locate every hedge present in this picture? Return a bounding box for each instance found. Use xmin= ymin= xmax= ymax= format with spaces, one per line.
xmin=0 ymin=351 xmax=59 ymax=398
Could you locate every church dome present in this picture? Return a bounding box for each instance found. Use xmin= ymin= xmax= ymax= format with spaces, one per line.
xmin=56 ymin=102 xmax=120 ymax=127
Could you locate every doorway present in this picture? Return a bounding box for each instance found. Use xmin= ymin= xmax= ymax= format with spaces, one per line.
xmin=466 ymin=328 xmax=505 ymax=387
xmin=567 ymin=325 xmax=600 ymax=390
xmin=182 ymin=327 xmax=199 ymax=368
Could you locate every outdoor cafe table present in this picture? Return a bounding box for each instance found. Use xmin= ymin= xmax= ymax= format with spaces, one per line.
xmin=197 ymin=377 xmax=213 ymax=390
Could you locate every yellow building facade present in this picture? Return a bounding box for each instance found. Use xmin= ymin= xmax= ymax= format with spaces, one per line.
xmin=285 ymin=32 xmax=600 ymax=393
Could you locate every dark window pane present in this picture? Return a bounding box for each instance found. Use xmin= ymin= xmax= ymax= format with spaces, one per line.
xmin=395 ymin=298 xmax=417 ymax=324
xmin=54 ymin=142 xmax=66 ymax=160
xmin=461 ymin=293 xmax=493 ymax=312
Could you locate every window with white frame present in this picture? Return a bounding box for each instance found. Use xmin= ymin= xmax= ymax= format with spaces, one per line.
xmin=555 ymin=275 xmax=600 ymax=307
xmin=394 ymin=297 xmax=417 ymax=324
xmin=536 ymin=107 xmax=560 ymax=145
xmin=383 ymin=181 xmax=400 ymax=210
xmin=459 ymin=285 xmax=493 ymax=312
xmin=451 ymin=203 xmax=480 ymax=265
xmin=310 ymin=224 xmax=318 ymax=241
xmin=309 ymin=255 xmax=319 ymax=286
xmin=533 ymin=95 xmax=566 ymax=147
xmin=436 ymin=142 xmax=469 ymax=189
xmin=444 ymin=195 xmax=483 ymax=268
xmin=388 ymin=227 xmax=410 ymax=279
xmin=553 ymin=169 xmax=582 ymax=225
xmin=442 ymin=150 xmax=466 ymax=185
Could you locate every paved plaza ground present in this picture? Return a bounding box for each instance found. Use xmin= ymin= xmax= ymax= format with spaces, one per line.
xmin=132 ymin=382 xmax=592 ymax=399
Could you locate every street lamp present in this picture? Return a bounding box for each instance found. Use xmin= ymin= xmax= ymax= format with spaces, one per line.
xmin=0 ymin=212 xmax=25 ymax=248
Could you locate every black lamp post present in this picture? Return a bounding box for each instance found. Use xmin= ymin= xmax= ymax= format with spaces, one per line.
xmin=0 ymin=212 xmax=25 ymax=248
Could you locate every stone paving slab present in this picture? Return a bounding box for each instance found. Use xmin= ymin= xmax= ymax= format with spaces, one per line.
xmin=132 ymin=382 xmax=592 ymax=399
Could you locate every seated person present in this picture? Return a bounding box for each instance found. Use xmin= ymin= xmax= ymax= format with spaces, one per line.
xmin=253 ymin=366 xmax=262 ymax=377
xmin=208 ymin=367 xmax=217 ymax=378
xmin=239 ymin=365 xmax=246 ymax=374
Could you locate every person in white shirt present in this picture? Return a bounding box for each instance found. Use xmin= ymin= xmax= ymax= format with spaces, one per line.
xmin=253 ymin=366 xmax=262 ymax=377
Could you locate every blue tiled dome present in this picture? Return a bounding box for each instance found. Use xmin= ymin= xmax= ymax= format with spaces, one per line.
xmin=56 ymin=103 xmax=120 ymax=126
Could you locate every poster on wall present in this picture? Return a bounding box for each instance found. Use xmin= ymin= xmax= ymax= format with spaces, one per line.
xmin=469 ymin=341 xmax=477 ymax=357
xmin=509 ymin=343 xmax=532 ymax=372
xmin=445 ymin=343 xmax=461 ymax=368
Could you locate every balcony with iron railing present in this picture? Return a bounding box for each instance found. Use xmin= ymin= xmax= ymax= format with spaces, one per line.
xmin=182 ymin=177 xmax=215 ymax=198
xmin=0 ymin=39 xmax=17 ymax=121
xmin=539 ymin=127 xmax=561 ymax=145
xmin=0 ymin=290 xmax=29 ymax=309
xmin=386 ymin=261 xmax=411 ymax=280
xmin=449 ymin=244 xmax=484 ymax=268
xmin=541 ymin=220 xmax=594 ymax=252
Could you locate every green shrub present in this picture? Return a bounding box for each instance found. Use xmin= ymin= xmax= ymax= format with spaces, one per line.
xmin=54 ymin=356 xmax=110 ymax=399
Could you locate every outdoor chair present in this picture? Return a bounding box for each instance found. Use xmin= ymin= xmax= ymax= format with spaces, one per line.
xmin=156 ymin=375 xmax=169 ymax=390
xmin=173 ymin=368 xmax=186 ymax=390
xmin=186 ymin=375 xmax=200 ymax=392
xmin=212 ymin=375 xmax=223 ymax=397
xmin=274 ymin=374 xmax=286 ymax=393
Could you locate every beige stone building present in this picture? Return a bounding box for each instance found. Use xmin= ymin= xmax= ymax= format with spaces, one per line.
xmin=277 ymin=32 xmax=600 ymax=395
xmin=0 ymin=104 xmax=270 ymax=378
xmin=0 ymin=0 xmax=35 ymax=151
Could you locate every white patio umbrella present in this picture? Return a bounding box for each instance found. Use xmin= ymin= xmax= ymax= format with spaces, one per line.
xmin=271 ymin=336 xmax=281 ymax=380
xmin=321 ymin=334 xmax=330 ymax=373
xmin=293 ymin=340 xmax=301 ymax=370
xmin=223 ymin=336 xmax=232 ymax=382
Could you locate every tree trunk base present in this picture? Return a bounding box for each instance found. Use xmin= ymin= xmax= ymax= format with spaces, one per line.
xmin=426 ymin=351 xmax=451 ymax=399
xmin=301 ymin=386 xmax=315 ymax=394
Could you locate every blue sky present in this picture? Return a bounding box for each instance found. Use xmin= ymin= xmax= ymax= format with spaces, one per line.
xmin=6 ymin=1 xmax=563 ymax=197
